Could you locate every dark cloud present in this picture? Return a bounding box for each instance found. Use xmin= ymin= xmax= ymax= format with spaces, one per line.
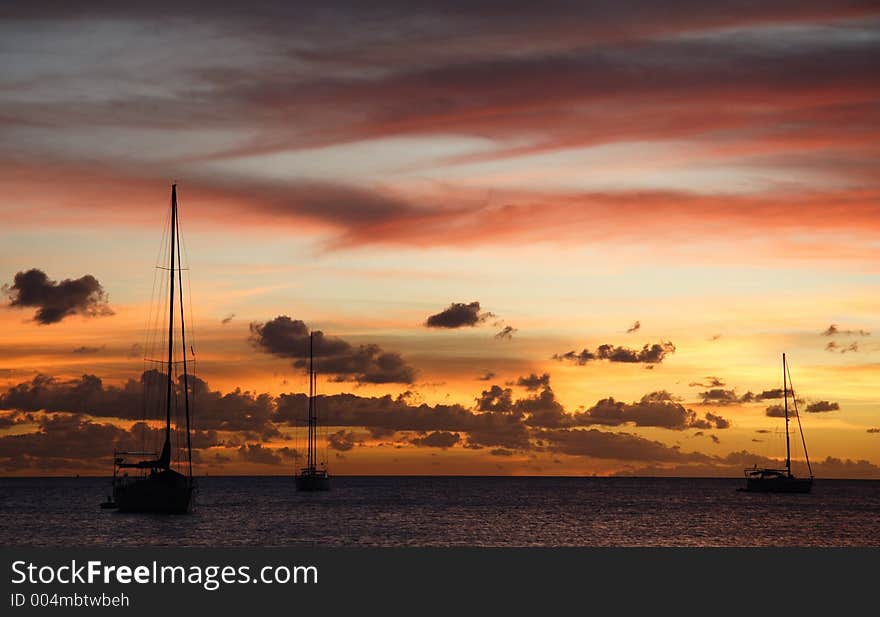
xmin=410 ymin=431 xmax=460 ymax=448
xmin=537 ymin=428 xmax=712 ymax=463
xmin=4 ymin=269 xmax=113 ymax=325
xmin=425 ymin=301 xmax=494 ymax=329
xmin=0 ymin=372 xmax=279 ymax=437
xmin=0 ymin=413 xmax=222 ymax=473
xmin=574 ymin=391 xmax=730 ymax=430
xmin=626 ymin=321 xmax=641 ymax=334
xmin=489 ymin=448 xmax=515 ymax=456
xmin=515 ymin=386 xmax=570 ymax=429
xmin=867 ymin=428 xmax=880 ymax=434
xmin=72 ymin=345 xmax=105 ymax=354
xmin=620 ymin=452 xmax=880 ymax=479
xmin=804 ymin=400 xmax=839 ymax=413
xmin=250 ymin=315 xmax=416 ymax=384
xmin=756 ymin=389 xmax=784 ymax=400
xmin=237 ymin=444 xmax=297 ymax=465
xmin=688 ymin=376 xmax=725 ymax=388
xmin=554 ymin=341 xmax=675 ymax=365
xmin=821 ymin=324 xmax=870 ymax=336
xmin=516 ymin=373 xmax=550 ymax=391
xmin=0 ymin=411 xmax=31 ymax=429
xmin=328 ymin=429 xmax=357 ymax=451
xmin=275 ymin=391 xmax=526 ymax=449
xmin=221 ymin=313 xmax=236 ymax=325
xmin=709 ymin=434 xmax=720 ymax=444
xmin=704 ymin=412 xmax=730 ymax=430
xmin=826 ymin=340 xmax=859 ymax=353
xmin=696 ymin=389 xmax=741 ymax=405
xmin=494 ymin=325 xmax=517 ymax=340
xmin=476 ymin=385 xmax=514 ymax=413
xmin=476 ymin=371 xmax=496 ymax=381
xmin=126 ymin=343 xmax=143 ymax=359
xmin=765 ymin=404 xmax=790 ymax=417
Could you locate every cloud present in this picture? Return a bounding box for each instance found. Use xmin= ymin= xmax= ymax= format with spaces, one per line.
xmin=826 ymin=340 xmax=859 ymax=353
xmin=868 ymin=428 xmax=879 ymax=434
xmin=0 ymin=411 xmax=31 ymax=429
xmin=489 ymin=448 xmax=515 ymax=456
xmin=274 ymin=390 xmax=530 ymax=449
xmin=72 ymin=345 xmax=106 ymax=354
xmin=626 ymin=321 xmax=641 ymax=333
xmin=755 ymin=389 xmax=784 ymax=400
xmin=574 ymin=391 xmax=730 ymax=430
xmin=476 ymin=371 xmax=496 ymax=381
xmin=821 ymin=324 xmax=870 ymax=336
xmin=476 ymin=385 xmax=514 ymax=413
xmin=554 ymin=341 xmax=675 ymax=365
xmin=804 ymin=400 xmax=839 ymax=413
xmin=705 ymin=412 xmax=730 ymax=429
xmin=765 ymin=404 xmax=790 ymax=417
xmin=620 ymin=451 xmax=880 ymax=479
xmin=250 ymin=315 xmax=416 ymax=384
xmin=3 ymin=269 xmax=113 ymax=325
xmin=328 ymin=429 xmax=357 ymax=451
xmin=516 ymin=373 xmax=550 ymax=391
xmin=537 ymin=428 xmax=712 ymax=463
xmin=410 ymin=431 xmax=460 ymax=448
xmin=425 ymin=301 xmax=494 ymax=329
xmin=515 ymin=386 xmax=570 ymax=428
xmin=238 ymin=444 xmax=298 ymax=465
xmin=0 ymin=413 xmax=223 ymax=473
xmin=221 ymin=313 xmax=236 ymax=325
xmin=696 ymin=389 xmax=741 ymax=405
xmin=126 ymin=343 xmax=143 ymax=359
xmin=688 ymin=376 xmax=725 ymax=388
xmin=0 ymin=372 xmax=279 ymax=438
xmin=494 ymin=325 xmax=517 ymax=340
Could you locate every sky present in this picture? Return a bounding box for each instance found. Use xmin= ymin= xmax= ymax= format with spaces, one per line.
xmin=1 ymin=1 xmax=879 ymax=477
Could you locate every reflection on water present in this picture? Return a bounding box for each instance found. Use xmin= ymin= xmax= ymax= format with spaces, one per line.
xmin=1 ymin=476 xmax=878 ymax=547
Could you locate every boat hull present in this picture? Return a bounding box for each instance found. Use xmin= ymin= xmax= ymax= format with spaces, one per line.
xmin=296 ymin=472 xmax=331 ymax=492
xmin=113 ymin=469 xmax=195 ymax=513
xmin=742 ymin=476 xmax=813 ymax=493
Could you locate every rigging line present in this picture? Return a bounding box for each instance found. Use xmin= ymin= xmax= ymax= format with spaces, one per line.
xmin=786 ymin=361 xmax=813 ymax=478
xmin=176 ymin=189 xmax=194 ymax=479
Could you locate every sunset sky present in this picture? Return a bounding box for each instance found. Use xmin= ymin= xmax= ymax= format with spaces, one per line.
xmin=1 ymin=1 xmax=879 ymax=477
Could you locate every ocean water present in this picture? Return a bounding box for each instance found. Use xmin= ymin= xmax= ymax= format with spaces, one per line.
xmin=1 ymin=476 xmax=878 ymax=547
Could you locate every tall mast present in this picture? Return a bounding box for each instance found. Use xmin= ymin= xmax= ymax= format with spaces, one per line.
xmin=162 ymin=184 xmax=177 ymax=470
xmin=783 ymin=352 xmax=791 ymax=476
xmin=175 ymin=187 xmax=193 ymax=478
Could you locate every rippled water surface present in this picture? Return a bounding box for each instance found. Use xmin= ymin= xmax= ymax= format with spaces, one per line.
xmin=2 ymin=476 xmax=878 ymax=547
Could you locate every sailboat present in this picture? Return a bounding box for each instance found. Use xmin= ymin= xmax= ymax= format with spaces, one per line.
xmin=741 ymin=353 xmax=813 ymax=493
xmin=296 ymin=332 xmax=331 ymax=491
xmin=104 ymin=184 xmax=197 ymax=513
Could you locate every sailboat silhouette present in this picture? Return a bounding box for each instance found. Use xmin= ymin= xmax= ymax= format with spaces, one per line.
xmin=296 ymin=332 xmax=331 ymax=491
xmin=741 ymin=353 xmax=813 ymax=493
xmin=104 ymin=184 xmax=197 ymax=513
